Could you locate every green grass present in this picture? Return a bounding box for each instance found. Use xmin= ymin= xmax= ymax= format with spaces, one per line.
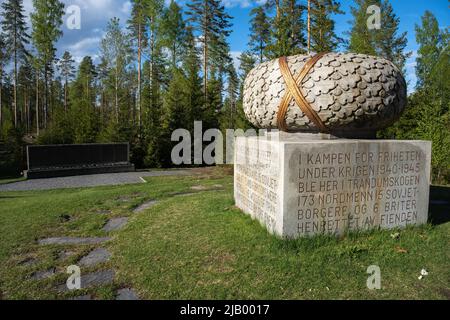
xmin=0 ymin=168 xmax=448 ymax=300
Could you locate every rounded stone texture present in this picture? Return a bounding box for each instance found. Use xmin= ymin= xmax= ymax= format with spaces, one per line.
xmin=243 ymin=52 xmax=407 ymax=137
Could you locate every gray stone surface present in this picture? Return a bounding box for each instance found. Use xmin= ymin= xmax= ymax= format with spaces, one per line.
xmin=58 ymin=270 xmax=115 ymax=292
xmin=38 ymin=237 xmax=111 ymax=245
xmin=69 ymin=295 xmax=93 ymax=300
xmin=0 ymin=169 xmax=194 ymax=192
xmin=243 ymin=53 xmax=406 ymax=136
xmin=103 ymin=217 xmax=128 ymax=232
xmin=80 ymin=270 xmax=114 ymax=289
xmin=31 ymin=268 xmax=56 ymax=280
xmin=58 ymin=250 xmax=77 ymax=260
xmin=78 ymin=248 xmax=111 ymax=267
xmin=234 ymin=134 xmax=432 ymax=238
xmin=116 ymin=288 xmax=139 ymax=300
xmin=133 ymin=200 xmax=158 ymax=213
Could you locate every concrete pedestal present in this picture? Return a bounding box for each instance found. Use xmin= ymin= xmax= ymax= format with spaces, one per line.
xmin=234 ymin=133 xmax=432 ymax=238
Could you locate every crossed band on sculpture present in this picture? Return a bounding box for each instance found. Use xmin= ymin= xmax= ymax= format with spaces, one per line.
xmin=277 ymin=53 xmax=329 ymax=133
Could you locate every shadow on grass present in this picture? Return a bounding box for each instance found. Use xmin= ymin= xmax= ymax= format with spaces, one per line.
xmin=0 ymin=195 xmax=27 ymax=199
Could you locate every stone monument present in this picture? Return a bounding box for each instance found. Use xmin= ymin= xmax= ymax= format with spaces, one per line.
xmin=234 ymin=52 xmax=432 ymax=238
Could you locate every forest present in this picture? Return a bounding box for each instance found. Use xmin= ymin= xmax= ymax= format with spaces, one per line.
xmin=0 ymin=0 xmax=448 ymax=184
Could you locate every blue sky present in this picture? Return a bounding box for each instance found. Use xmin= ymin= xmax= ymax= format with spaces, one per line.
xmin=19 ymin=0 xmax=450 ymax=90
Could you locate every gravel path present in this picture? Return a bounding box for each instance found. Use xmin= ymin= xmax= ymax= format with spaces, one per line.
xmin=0 ymin=170 xmax=194 ymax=192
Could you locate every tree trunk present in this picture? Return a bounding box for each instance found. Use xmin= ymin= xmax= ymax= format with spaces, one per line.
xmin=115 ymin=65 xmax=119 ymax=123
xmin=150 ymin=16 xmax=155 ymax=109
xmin=0 ymin=65 xmax=2 ymax=129
xmin=13 ymin=37 xmax=18 ymax=127
xmin=307 ymin=0 xmax=311 ymax=53
xmin=44 ymin=67 xmax=48 ymax=128
xmin=26 ymin=89 xmax=30 ymax=134
xmin=137 ymin=22 xmax=142 ymax=131
xmin=203 ymin=4 xmax=208 ymax=103
xmin=64 ymin=77 xmax=68 ymax=114
xmin=24 ymin=91 xmax=27 ymax=133
xmin=36 ymin=72 xmax=40 ymax=136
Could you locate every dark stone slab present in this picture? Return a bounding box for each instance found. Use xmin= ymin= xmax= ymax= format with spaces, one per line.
xmin=39 ymin=237 xmax=111 ymax=245
xmin=78 ymin=248 xmax=111 ymax=267
xmin=103 ymin=218 xmax=128 ymax=232
xmin=116 ymin=288 xmax=139 ymax=300
xmin=25 ymin=143 xmax=134 ymax=179
xmin=57 ymin=270 xmax=115 ymax=292
xmin=31 ymin=268 xmax=56 ymax=280
xmin=133 ymin=200 xmax=158 ymax=213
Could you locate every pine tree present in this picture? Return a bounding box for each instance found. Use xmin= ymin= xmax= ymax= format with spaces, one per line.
xmin=160 ymin=0 xmax=187 ymax=68
xmin=414 ymin=12 xmax=449 ymax=182
xmin=0 ymin=33 xmax=7 ymax=129
xmin=30 ymin=0 xmax=65 ymax=129
xmin=348 ymin=0 xmax=378 ymax=55
xmin=17 ymin=60 xmax=34 ymax=134
xmin=128 ymin=0 xmax=149 ymax=130
xmin=186 ymin=0 xmax=232 ymax=102
xmin=236 ymin=51 xmax=256 ymax=130
xmin=69 ymin=56 xmax=98 ymax=143
xmin=265 ymin=0 xmax=307 ymax=58
xmin=57 ymin=51 xmax=75 ymax=114
xmin=348 ymin=0 xmax=410 ymax=71
xmin=182 ymin=27 xmax=204 ymax=131
xmin=249 ymin=6 xmax=270 ymax=63
xmin=100 ymin=17 xmax=132 ymax=124
xmin=377 ymin=0 xmax=409 ymax=70
xmin=1 ymin=0 xmax=30 ymax=128
xmin=145 ymin=0 xmax=164 ymax=110
xmin=160 ymin=68 xmax=190 ymax=165
xmin=382 ymin=11 xmax=449 ymax=183
xmin=415 ymin=11 xmax=444 ymax=89
xmin=282 ymin=0 xmax=307 ymax=55
xmin=309 ymin=0 xmax=343 ymax=53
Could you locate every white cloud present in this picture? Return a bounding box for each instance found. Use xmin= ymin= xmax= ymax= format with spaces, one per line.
xmin=121 ymin=1 xmax=132 ymax=14
xmin=221 ymin=0 xmax=257 ymax=9
xmin=230 ymin=51 xmax=242 ymax=72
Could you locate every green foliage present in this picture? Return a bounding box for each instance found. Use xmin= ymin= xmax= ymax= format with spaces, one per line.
xmin=348 ymin=0 xmax=410 ymax=71
xmin=265 ymin=0 xmax=307 ymax=58
xmin=0 ymin=0 xmax=30 ymax=63
xmin=249 ymin=6 xmax=270 ymax=63
xmin=381 ymin=11 xmax=449 ymax=185
xmin=160 ymin=1 xmax=187 ymax=67
xmin=309 ymin=0 xmax=343 ymax=52
xmin=0 ymin=108 xmax=23 ymax=176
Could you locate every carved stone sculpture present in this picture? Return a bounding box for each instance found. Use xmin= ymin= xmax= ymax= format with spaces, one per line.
xmin=243 ymin=52 xmax=407 ymax=138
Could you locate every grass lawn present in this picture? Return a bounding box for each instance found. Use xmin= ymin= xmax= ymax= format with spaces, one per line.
xmin=0 ymin=167 xmax=448 ymax=300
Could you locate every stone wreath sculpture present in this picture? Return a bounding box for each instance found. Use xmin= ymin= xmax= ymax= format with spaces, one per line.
xmin=243 ymin=52 xmax=407 ymax=138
